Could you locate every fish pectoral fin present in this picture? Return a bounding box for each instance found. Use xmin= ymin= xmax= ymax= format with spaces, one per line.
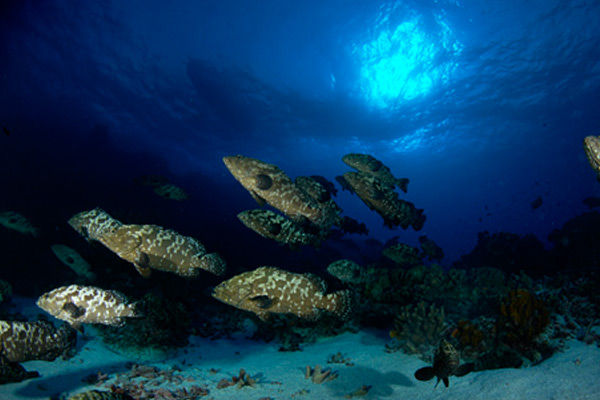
xmin=133 ymin=252 xmax=152 ymax=277
xmin=62 ymin=301 xmax=85 ymax=319
xmin=250 ymin=295 xmax=274 ymax=309
xmin=250 ymin=191 xmax=266 ymax=206
xmin=414 ymin=366 xmax=435 ymax=381
xmin=71 ymin=322 xmax=84 ymax=334
xmin=455 ymin=362 xmax=475 ymax=377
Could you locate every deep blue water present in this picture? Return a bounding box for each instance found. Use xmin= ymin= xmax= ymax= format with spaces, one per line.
xmin=1 ymin=0 xmax=599 ymax=277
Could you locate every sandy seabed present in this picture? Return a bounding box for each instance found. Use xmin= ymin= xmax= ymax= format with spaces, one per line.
xmin=2 ymin=298 xmax=599 ymax=400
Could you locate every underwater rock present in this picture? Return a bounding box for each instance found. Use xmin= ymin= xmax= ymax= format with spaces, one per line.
xmin=414 ymin=339 xmax=474 ymax=388
xmin=452 ymin=231 xmax=548 ymax=276
xmin=37 ymin=284 xmax=140 ymax=330
xmin=51 ymin=244 xmax=96 ymax=281
xmin=326 ymin=259 xmax=363 ymax=284
xmin=0 ymin=211 xmax=39 ymax=236
xmin=0 ymin=320 xmax=76 ymax=362
xmin=339 ymin=171 xmax=425 ymax=230
xmin=212 ymin=266 xmax=352 ymax=321
xmin=584 ymin=135 xmax=600 ymax=179
xmin=341 ymin=153 xmax=409 ymax=192
xmin=382 ymin=243 xmax=423 ymax=266
xmin=223 ymin=155 xmax=338 ymax=231
xmin=418 ymin=236 xmax=444 ymax=261
xmin=237 ymin=209 xmax=319 ymax=247
xmin=69 ymin=208 xmax=226 ymax=277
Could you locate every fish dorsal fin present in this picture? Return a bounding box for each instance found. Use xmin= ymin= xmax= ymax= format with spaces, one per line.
xmin=250 ymin=190 xmax=266 ymax=206
xmin=250 ymin=295 xmax=274 ymax=309
xmin=62 ymin=301 xmax=85 ymax=319
xmin=414 ymin=366 xmax=435 ymax=381
xmin=303 ymin=273 xmax=327 ymax=293
xmin=455 ymin=362 xmax=475 ymax=377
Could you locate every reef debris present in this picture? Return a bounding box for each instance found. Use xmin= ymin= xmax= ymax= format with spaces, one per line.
xmin=344 ymin=385 xmax=372 ymax=398
xmin=37 ymin=284 xmax=140 ymax=330
xmin=217 ymin=369 xmax=257 ymax=389
xmin=305 ymin=364 xmax=338 ymax=384
xmin=67 ymin=390 xmax=133 ymax=400
xmin=212 ymin=266 xmax=352 ymax=321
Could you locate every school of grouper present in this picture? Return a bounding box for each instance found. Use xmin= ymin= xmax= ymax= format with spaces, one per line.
xmin=2 ymin=143 xmax=598 ymax=397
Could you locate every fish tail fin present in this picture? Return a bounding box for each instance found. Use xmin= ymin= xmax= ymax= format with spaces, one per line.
xmin=323 ymin=290 xmax=353 ymax=320
xmin=396 ymin=178 xmax=409 ymax=193
xmin=128 ymin=301 xmax=144 ymax=318
xmin=199 ymin=253 xmax=227 ymax=276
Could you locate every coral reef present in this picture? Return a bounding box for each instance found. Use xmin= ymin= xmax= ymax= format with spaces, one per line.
xmin=453 ymin=231 xmax=548 ymax=276
xmin=304 ymin=365 xmax=338 ymax=384
xmin=98 ymin=292 xmax=190 ymax=351
xmin=388 ymin=302 xmax=446 ymax=358
xmin=548 ymin=211 xmax=600 ymax=270
xmin=67 ymin=390 xmax=133 ymax=400
xmin=498 ymin=289 xmax=550 ymax=348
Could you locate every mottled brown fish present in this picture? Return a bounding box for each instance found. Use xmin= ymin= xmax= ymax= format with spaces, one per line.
xmin=342 ymin=153 xmax=409 ymax=192
xmin=0 ymin=356 xmax=39 ymax=384
xmin=68 ymin=208 xmax=123 ymax=243
xmin=418 ymin=235 xmax=444 ymax=261
xmin=152 ymin=183 xmax=189 ymax=201
xmin=36 ymin=284 xmax=140 ymax=330
xmin=414 ymin=339 xmax=474 ymax=387
xmin=212 ymin=266 xmax=352 ymax=321
xmin=69 ymin=209 xmax=226 ymax=277
xmin=340 ymin=172 xmax=425 ymax=230
xmin=0 ymin=320 xmax=76 ymax=362
xmin=237 ymin=209 xmax=318 ymax=248
xmin=223 ymin=155 xmax=338 ymax=230
xmin=584 ymin=135 xmax=600 ymax=179
xmin=0 ymin=211 xmax=39 ymax=237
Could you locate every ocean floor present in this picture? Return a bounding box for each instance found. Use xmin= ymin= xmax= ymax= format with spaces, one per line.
xmin=2 ymin=297 xmax=600 ymax=400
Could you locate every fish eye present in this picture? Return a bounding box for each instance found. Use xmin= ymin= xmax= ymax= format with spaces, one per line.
xmin=255 ymin=174 xmax=273 ymax=190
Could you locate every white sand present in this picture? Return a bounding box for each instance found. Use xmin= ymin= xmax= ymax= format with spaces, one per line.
xmin=2 ymin=298 xmax=599 ymax=400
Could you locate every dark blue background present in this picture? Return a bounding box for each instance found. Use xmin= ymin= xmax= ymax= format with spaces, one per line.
xmin=1 ymin=0 xmax=599 ymax=279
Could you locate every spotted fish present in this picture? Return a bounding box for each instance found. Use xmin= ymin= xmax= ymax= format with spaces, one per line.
xmin=339 ymin=172 xmax=425 ymax=230
xmin=0 ymin=211 xmax=39 ymax=236
xmin=68 ymin=208 xmax=123 ymax=243
xmin=237 ymin=209 xmax=318 ymax=248
xmin=68 ymin=209 xmax=226 ymax=278
xmin=223 ymin=155 xmax=338 ymax=231
xmin=584 ymin=135 xmax=600 ymax=180
xmin=342 ymin=153 xmax=409 ymax=193
xmin=36 ymin=284 xmax=140 ymax=331
xmin=414 ymin=339 xmax=474 ymax=387
xmin=51 ymin=244 xmax=96 ymax=281
xmin=212 ymin=266 xmax=352 ymax=321
xmin=0 ymin=320 xmax=76 ymax=362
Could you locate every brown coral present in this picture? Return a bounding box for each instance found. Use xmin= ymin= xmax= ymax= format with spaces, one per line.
xmin=498 ymin=289 xmax=550 ymax=347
